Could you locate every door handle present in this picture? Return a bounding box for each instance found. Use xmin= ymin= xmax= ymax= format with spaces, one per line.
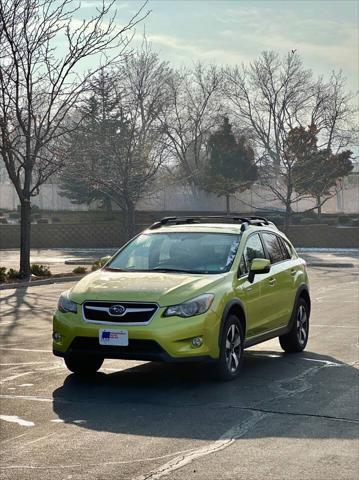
xmin=268 ymin=277 xmax=276 ymax=286
xmin=290 ymin=269 xmax=296 ymax=276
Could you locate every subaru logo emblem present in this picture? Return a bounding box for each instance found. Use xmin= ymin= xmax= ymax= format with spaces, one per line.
xmin=109 ymin=304 xmax=126 ymax=316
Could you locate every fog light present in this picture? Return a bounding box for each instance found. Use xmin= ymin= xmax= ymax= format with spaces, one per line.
xmin=53 ymin=331 xmax=62 ymax=342
xmin=191 ymin=336 xmax=203 ymax=348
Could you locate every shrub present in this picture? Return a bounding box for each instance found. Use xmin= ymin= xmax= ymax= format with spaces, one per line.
xmin=52 ymin=217 xmax=61 ymax=223
xmin=268 ymin=215 xmax=283 ymax=225
xmin=73 ymin=266 xmax=87 ymax=274
xmin=91 ymin=256 xmax=111 ymax=271
xmin=31 ymin=264 xmax=51 ymax=277
xmin=0 ymin=267 xmax=7 ymax=282
xmin=17 ymin=204 xmax=40 ymax=212
xmin=7 ymin=268 xmax=21 ymax=280
xmin=299 ymin=217 xmax=317 ymax=225
xmin=337 ymin=215 xmax=351 ymax=225
xmin=302 ymin=210 xmax=316 ymax=218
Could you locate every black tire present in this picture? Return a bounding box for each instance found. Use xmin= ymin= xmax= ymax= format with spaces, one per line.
xmin=64 ymin=355 xmax=103 ymax=375
xmin=215 ymin=315 xmax=244 ymax=381
xmin=279 ymin=298 xmax=309 ymax=353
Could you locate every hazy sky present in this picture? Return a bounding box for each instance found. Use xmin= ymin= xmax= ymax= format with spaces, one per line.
xmin=78 ymin=0 xmax=358 ymax=90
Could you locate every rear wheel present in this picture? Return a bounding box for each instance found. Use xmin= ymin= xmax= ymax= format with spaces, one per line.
xmin=215 ymin=315 xmax=244 ymax=381
xmin=279 ymin=298 xmax=309 ymax=353
xmin=64 ymin=355 xmax=103 ymax=375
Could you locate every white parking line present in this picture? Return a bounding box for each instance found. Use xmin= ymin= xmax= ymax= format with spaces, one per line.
xmin=311 ymin=324 xmax=358 ymax=328
xmin=0 ymin=395 xmax=53 ymax=403
xmin=0 ymin=415 xmax=34 ymax=427
xmin=0 ymin=372 xmax=35 ymax=384
xmin=0 ymin=447 xmax=215 ymax=470
xmin=0 ymin=362 xmax=49 ymax=366
xmin=0 ymin=432 xmax=29 ymax=444
xmin=134 ymin=412 xmax=266 ymax=480
xmin=24 ymin=433 xmax=56 ymax=446
xmin=0 ymin=347 xmax=52 ymax=353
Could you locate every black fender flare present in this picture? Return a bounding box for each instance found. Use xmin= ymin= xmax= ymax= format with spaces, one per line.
xmin=218 ymin=298 xmax=247 ymax=347
xmin=287 ymin=284 xmax=311 ymax=331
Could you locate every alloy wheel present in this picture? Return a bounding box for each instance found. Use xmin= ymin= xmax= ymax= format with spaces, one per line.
xmin=225 ymin=324 xmax=242 ymax=373
xmin=296 ymin=304 xmax=308 ymax=346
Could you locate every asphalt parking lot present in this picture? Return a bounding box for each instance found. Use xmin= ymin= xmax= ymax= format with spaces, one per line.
xmin=0 ymin=265 xmax=358 ymax=480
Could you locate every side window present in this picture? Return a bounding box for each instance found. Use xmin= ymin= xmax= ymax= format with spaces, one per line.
xmin=278 ymin=237 xmax=292 ymax=260
xmin=240 ymin=234 xmax=266 ymax=275
xmin=262 ymin=233 xmax=285 ymax=264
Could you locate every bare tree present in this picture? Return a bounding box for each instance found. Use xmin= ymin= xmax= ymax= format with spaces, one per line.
xmin=311 ymin=71 xmax=357 ymax=153
xmin=0 ymin=0 xmax=148 ymax=277
xmin=162 ymin=63 xmax=223 ymax=196
xmin=224 ymin=51 xmax=355 ymax=227
xmin=290 ymin=124 xmax=353 ymax=218
xmin=74 ymin=45 xmax=171 ymax=239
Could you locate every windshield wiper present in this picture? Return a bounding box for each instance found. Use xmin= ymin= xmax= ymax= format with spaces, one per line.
xmin=103 ymin=267 xmax=125 ymax=272
xmin=148 ymin=267 xmax=204 ymax=274
xmin=104 ymin=266 xmax=207 ymax=274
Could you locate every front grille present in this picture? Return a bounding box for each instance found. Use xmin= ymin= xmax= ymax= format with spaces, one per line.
xmin=82 ymin=301 xmax=158 ymax=324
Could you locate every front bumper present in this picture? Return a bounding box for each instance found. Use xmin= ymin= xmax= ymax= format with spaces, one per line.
xmin=53 ymin=306 xmax=221 ymax=362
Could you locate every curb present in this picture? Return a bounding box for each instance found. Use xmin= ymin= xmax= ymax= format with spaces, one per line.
xmin=307 ymin=262 xmax=354 ymax=268
xmin=0 ymin=274 xmax=85 ymax=291
xmin=65 ymin=259 xmax=94 ymax=265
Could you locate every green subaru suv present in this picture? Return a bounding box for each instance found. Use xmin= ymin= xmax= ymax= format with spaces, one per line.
xmin=53 ymin=216 xmax=310 ymax=380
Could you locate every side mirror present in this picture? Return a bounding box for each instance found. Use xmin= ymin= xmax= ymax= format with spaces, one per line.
xmin=248 ymin=258 xmax=271 ymax=283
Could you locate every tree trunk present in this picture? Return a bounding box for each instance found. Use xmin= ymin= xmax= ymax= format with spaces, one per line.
xmin=284 ymin=176 xmax=293 ymax=231
xmin=284 ymin=202 xmax=292 ymax=231
xmin=225 ymin=194 xmax=230 ymax=215
xmin=124 ymin=201 xmax=136 ymax=241
xmin=104 ymin=196 xmax=112 ymax=219
xmin=19 ymin=200 xmax=31 ymax=279
xmin=317 ymin=195 xmax=322 ymax=220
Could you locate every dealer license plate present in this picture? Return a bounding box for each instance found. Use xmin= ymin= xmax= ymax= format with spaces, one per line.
xmin=99 ymin=329 xmax=128 ymax=346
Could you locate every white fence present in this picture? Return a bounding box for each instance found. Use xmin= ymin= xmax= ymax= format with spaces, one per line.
xmin=0 ymin=179 xmax=358 ymax=213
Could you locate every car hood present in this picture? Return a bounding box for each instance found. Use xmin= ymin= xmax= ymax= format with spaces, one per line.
xmin=69 ymin=269 xmax=227 ymax=306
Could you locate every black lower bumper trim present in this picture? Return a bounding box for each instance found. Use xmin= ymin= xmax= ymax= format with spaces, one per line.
xmin=53 ymin=337 xmax=214 ymax=363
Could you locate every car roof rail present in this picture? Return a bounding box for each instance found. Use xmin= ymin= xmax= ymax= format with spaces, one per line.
xmin=148 ymin=215 xmax=276 ymax=231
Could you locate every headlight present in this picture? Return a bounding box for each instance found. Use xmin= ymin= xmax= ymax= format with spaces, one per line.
xmin=164 ymin=294 xmax=214 ymax=318
xmin=57 ymin=290 xmax=78 ymax=314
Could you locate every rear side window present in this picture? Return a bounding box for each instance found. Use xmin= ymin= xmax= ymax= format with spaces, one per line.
xmin=240 ymin=233 xmax=266 ymax=274
xmin=262 ymin=232 xmax=286 ymax=264
xmin=278 ymin=237 xmax=293 ymax=260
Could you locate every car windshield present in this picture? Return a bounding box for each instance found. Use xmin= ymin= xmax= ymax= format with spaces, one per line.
xmin=106 ymin=232 xmax=241 ymax=274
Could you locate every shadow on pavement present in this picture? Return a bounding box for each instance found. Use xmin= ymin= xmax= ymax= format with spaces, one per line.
xmin=52 ymin=349 xmax=359 ymax=440
xmin=0 ymin=286 xmax=54 ymax=338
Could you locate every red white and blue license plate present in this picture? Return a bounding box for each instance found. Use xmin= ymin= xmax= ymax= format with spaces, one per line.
xmin=99 ymin=329 xmax=128 ymax=346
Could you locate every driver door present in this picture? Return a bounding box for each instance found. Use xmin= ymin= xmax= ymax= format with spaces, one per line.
xmin=235 ymin=233 xmax=271 ymax=338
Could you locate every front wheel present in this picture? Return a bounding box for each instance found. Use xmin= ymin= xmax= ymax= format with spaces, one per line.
xmin=215 ymin=315 xmax=244 ymax=381
xmin=279 ymin=298 xmax=309 ymax=353
xmin=64 ymin=355 xmax=103 ymax=375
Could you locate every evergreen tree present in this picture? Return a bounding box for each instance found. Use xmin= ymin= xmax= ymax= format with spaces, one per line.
xmin=202 ymin=117 xmax=258 ymax=213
